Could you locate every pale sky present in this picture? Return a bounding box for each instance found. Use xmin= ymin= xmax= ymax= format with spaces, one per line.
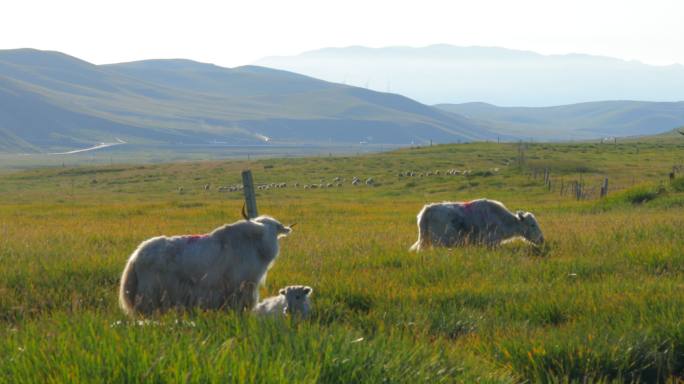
xmin=2 ymin=0 xmax=683 ymax=67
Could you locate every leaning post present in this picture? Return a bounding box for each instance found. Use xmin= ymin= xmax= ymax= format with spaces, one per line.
xmin=241 ymin=170 xmax=259 ymax=219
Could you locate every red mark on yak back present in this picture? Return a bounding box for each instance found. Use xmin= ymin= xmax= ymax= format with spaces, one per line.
xmin=461 ymin=200 xmax=475 ymax=212
xmin=186 ymin=234 xmax=208 ymax=244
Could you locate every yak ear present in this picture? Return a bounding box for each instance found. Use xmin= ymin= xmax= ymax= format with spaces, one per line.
xmin=279 ymin=289 xmax=286 ymax=296
xmin=517 ymin=211 xmax=525 ymax=221
xmin=303 ymin=287 xmax=312 ymax=295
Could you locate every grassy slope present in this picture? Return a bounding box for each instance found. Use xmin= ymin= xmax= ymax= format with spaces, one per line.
xmin=0 ymin=49 xmax=493 ymax=152
xmin=622 ymin=127 xmax=684 ymax=143
xmin=1 ymin=141 xmax=684 ymax=382
xmin=435 ymin=101 xmax=684 ymax=140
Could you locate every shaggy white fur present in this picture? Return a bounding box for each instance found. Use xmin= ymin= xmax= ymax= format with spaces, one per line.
xmin=119 ymin=215 xmax=292 ymax=316
xmin=410 ymin=199 xmax=543 ymax=251
xmin=253 ymin=285 xmax=312 ymax=318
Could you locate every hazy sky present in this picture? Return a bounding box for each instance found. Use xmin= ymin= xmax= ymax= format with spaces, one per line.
xmin=2 ymin=0 xmax=683 ymax=67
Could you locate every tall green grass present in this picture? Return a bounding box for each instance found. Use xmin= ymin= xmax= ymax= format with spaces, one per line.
xmin=1 ymin=142 xmax=683 ymax=382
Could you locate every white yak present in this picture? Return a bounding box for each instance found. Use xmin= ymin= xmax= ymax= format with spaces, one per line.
xmin=409 ymin=199 xmax=543 ymax=251
xmin=119 ymin=206 xmax=294 ymax=316
xmin=253 ymin=285 xmax=313 ymax=317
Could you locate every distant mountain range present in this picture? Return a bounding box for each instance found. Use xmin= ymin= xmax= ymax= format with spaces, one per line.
xmin=0 ymin=49 xmax=494 ymax=153
xmin=3 ymin=48 xmax=684 ymax=154
xmin=435 ymin=101 xmax=684 ymax=140
xmin=255 ymin=45 xmax=684 ymax=106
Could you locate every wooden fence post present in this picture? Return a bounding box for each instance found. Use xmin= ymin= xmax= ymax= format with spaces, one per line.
xmin=241 ymin=170 xmax=259 ymax=219
xmin=575 ymin=179 xmax=583 ymax=201
xmin=600 ymin=177 xmax=609 ymax=198
xmin=544 ymin=168 xmax=551 ymax=190
xmin=577 ymin=181 xmax=582 ymax=200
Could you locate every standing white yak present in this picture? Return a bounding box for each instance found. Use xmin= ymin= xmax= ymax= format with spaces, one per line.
xmin=409 ymin=199 xmax=543 ymax=251
xmin=119 ymin=206 xmax=294 ymax=316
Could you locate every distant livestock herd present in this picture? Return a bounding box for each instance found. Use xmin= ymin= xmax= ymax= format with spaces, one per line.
xmin=176 ymin=167 xmax=496 ymax=194
xmin=180 ymin=176 xmax=373 ymax=194
xmin=119 ymin=194 xmax=543 ymax=318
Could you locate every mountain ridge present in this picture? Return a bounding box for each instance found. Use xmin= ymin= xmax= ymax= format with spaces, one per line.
xmin=0 ymin=48 xmax=495 ymax=153
xmin=267 ymin=44 xmax=684 ymax=68
xmin=255 ymin=45 xmax=684 ymax=106
xmin=435 ymin=100 xmax=684 ymax=140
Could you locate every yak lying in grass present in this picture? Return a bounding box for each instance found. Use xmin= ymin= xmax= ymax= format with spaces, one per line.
xmin=119 ymin=208 xmax=293 ymax=316
xmin=409 ymin=199 xmax=543 ymax=251
xmin=253 ymin=285 xmax=313 ymax=318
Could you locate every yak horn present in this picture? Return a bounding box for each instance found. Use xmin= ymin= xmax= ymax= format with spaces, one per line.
xmin=241 ymin=203 xmax=249 ymax=220
xmin=289 ymin=223 xmax=297 ymax=228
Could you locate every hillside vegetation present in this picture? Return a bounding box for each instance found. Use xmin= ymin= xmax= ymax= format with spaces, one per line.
xmin=1 ymin=141 xmax=684 ymax=382
xmin=436 ymin=101 xmax=684 ymax=140
xmin=0 ymin=49 xmax=493 ymax=153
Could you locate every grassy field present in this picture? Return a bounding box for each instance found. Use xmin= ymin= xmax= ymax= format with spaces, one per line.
xmin=1 ymin=140 xmax=684 ymax=383
xmin=0 ymin=142 xmax=402 ymax=172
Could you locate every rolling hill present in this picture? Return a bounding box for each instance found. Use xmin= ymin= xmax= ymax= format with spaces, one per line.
xmin=435 ymin=101 xmax=684 ymax=140
xmin=255 ymin=45 xmax=684 ymax=106
xmin=0 ymin=49 xmax=495 ymax=153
